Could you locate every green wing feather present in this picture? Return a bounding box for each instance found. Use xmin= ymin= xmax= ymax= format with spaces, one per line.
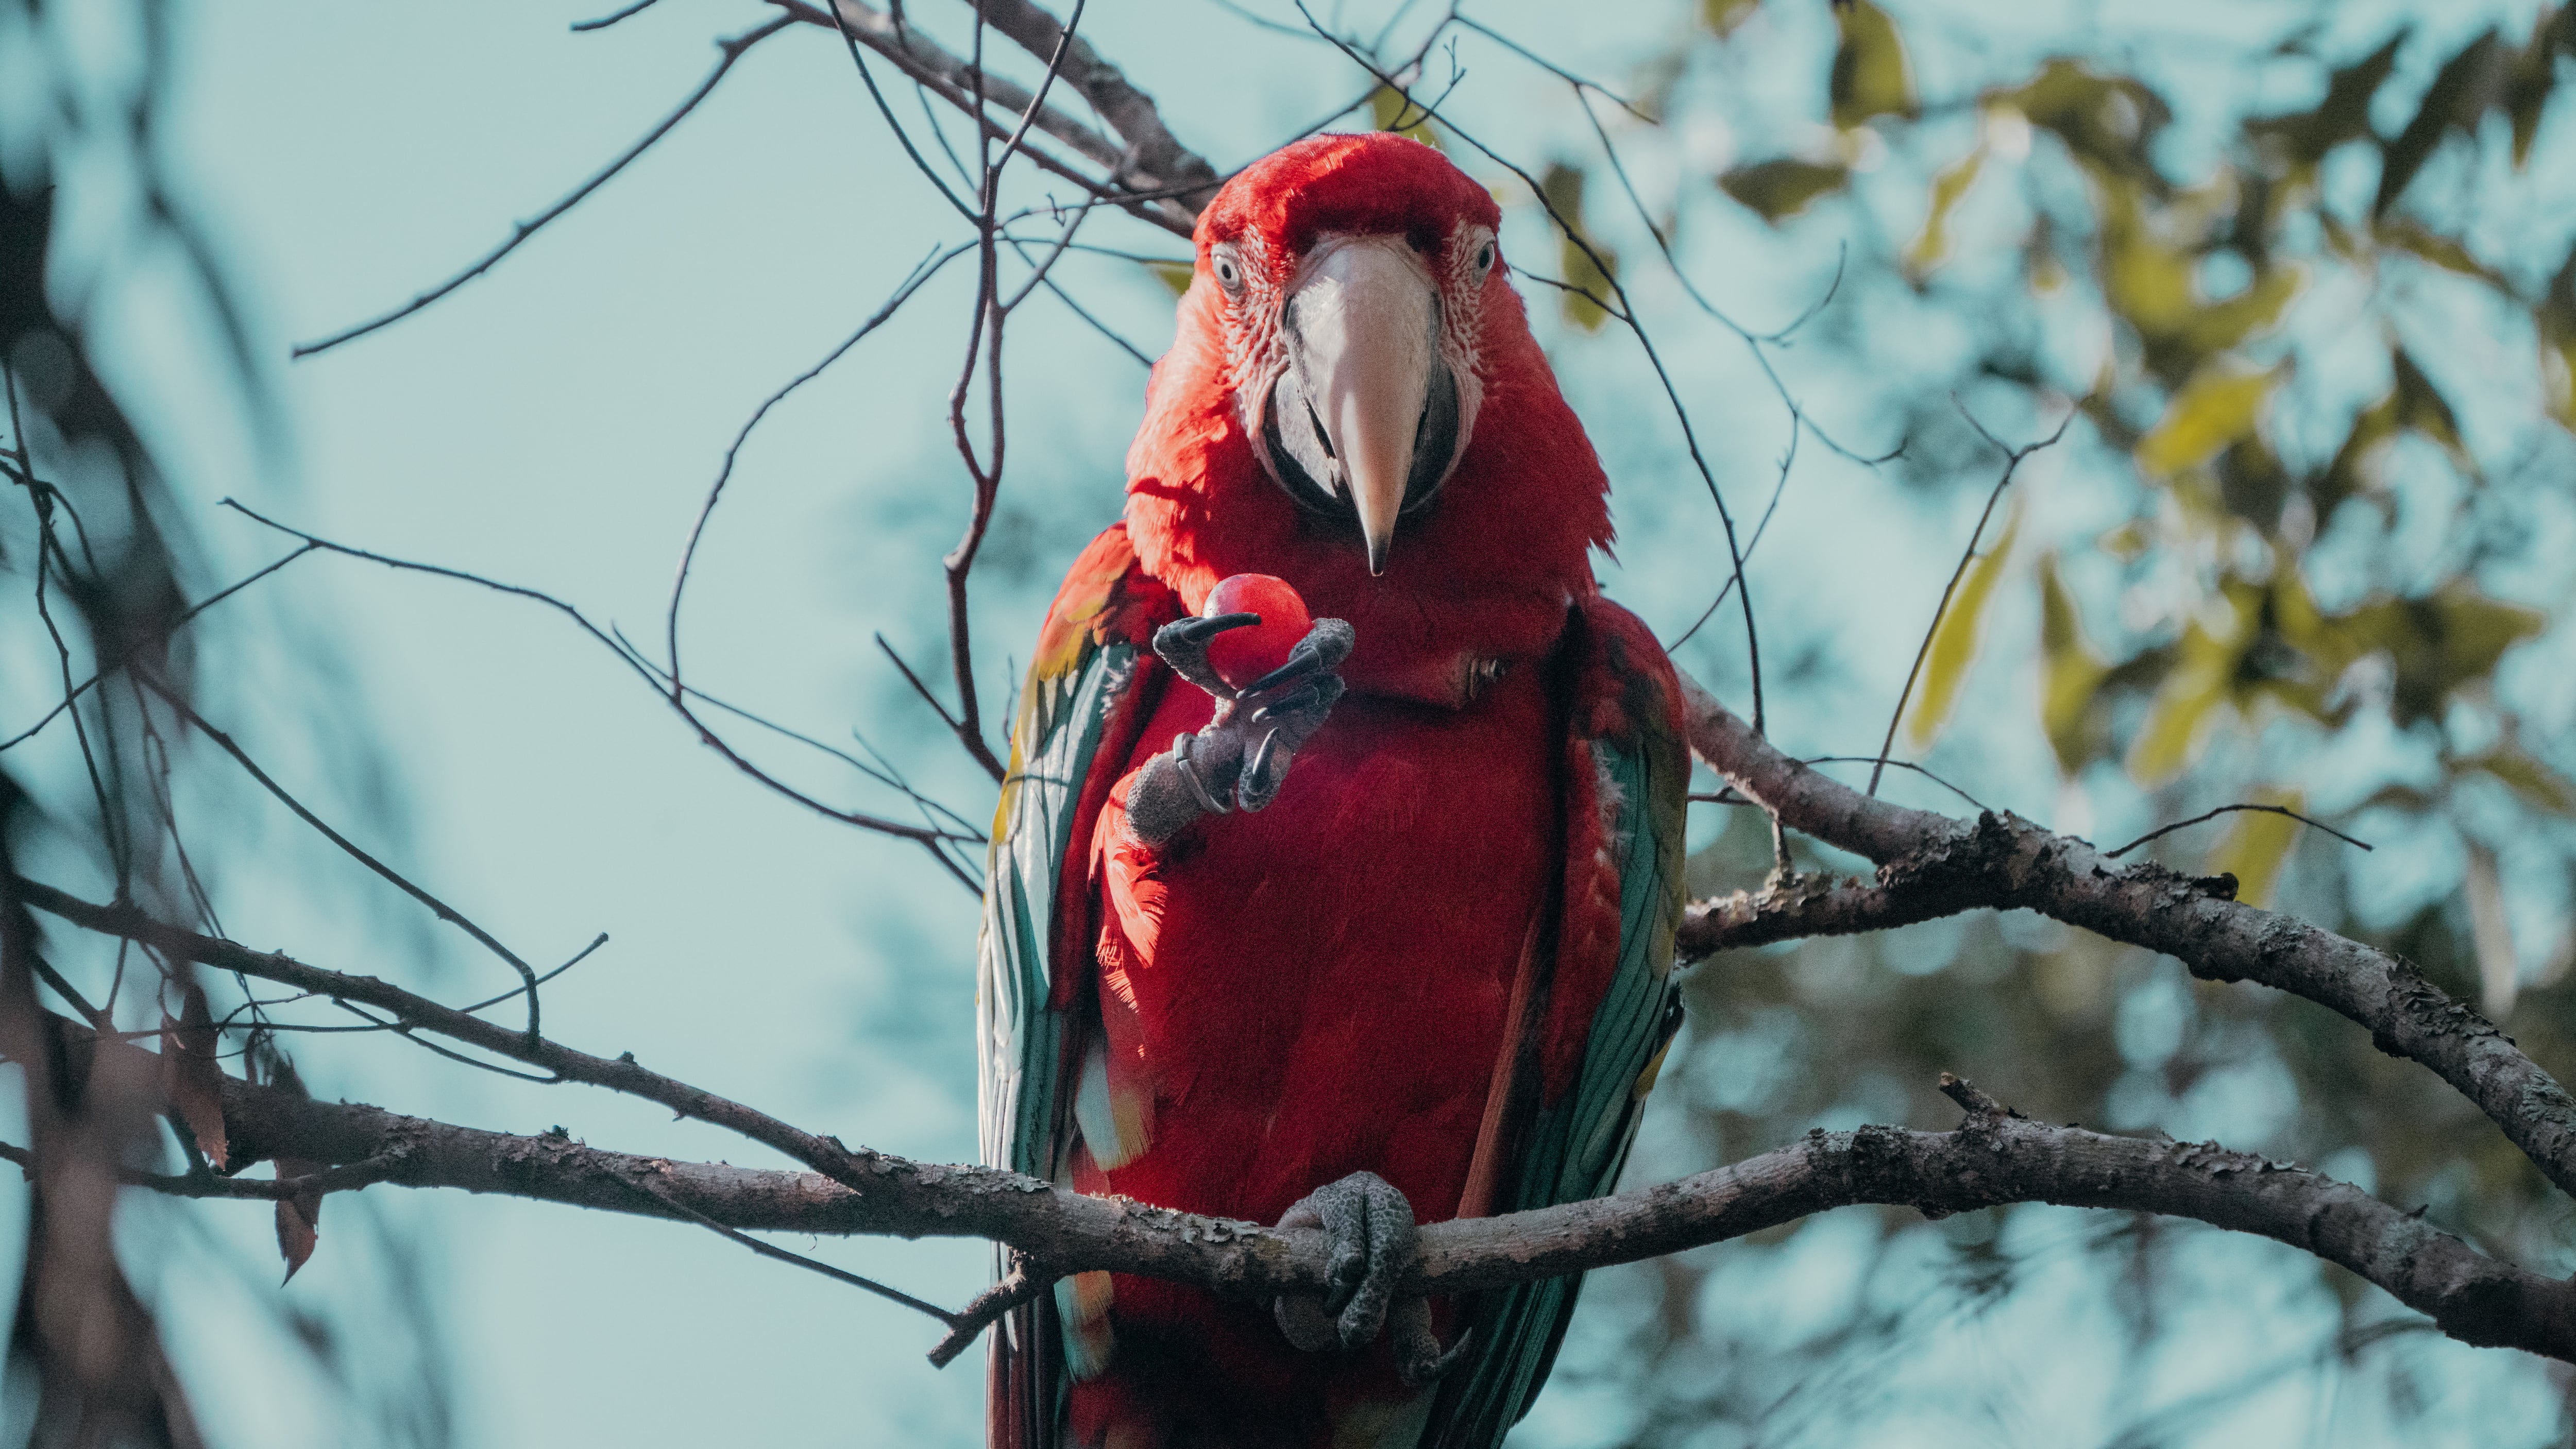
xmin=979 ymin=527 xmax=1171 ymax=1447
xmin=1432 ymin=598 xmax=1691 ymax=1448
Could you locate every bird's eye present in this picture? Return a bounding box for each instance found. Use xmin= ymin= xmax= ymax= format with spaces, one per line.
xmin=1473 ymin=240 xmax=1496 ymax=275
xmin=1213 ymin=253 xmax=1244 ymax=293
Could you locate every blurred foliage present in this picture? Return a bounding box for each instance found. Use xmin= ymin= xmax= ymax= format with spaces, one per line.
xmin=0 ymin=0 xmax=451 ymax=1441
xmin=1541 ymin=0 xmax=2576 ymax=1442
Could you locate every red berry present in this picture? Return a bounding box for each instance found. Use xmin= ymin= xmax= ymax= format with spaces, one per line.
xmin=1201 ymin=574 xmax=1311 ymax=690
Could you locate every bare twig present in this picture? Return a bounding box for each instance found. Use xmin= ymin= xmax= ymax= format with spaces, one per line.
xmin=2105 ymin=804 xmax=2373 ymax=860
xmin=614 ymin=1164 xmax=960 ymax=1325
xmin=664 ymin=242 xmax=972 ymax=708
xmin=293 ymin=16 xmax=795 ymax=359
xmin=571 ymin=0 xmax=666 ymax=30
xmin=1867 ymin=405 xmax=2070 ymax=796
xmin=217 ymin=501 xmax=981 ymax=888
xmin=1294 ymin=8 xmax=1774 ymax=733
xmin=132 ymin=674 xmax=548 ymax=1042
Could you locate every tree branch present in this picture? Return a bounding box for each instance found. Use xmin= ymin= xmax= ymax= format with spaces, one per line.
xmin=155 ymin=1066 xmax=2576 ymax=1367
xmin=1673 ymin=670 xmax=2576 ymax=1204
xmin=770 ymin=0 xmax=1209 ymax=233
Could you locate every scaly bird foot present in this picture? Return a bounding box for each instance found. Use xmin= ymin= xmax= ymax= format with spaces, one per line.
xmin=1129 ymin=617 xmax=1353 ymax=843
xmin=1270 ymin=1170 xmax=1466 ymax=1386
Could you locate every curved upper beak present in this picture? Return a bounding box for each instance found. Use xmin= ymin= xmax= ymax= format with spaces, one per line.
xmin=1282 ymin=237 xmax=1441 ymax=575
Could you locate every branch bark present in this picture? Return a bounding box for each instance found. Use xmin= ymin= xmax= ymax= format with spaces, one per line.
xmin=92 ymin=1067 xmax=2576 ymax=1367
xmin=1673 ymin=672 xmax=2576 ymax=1203
xmin=20 ymin=858 xmax=2576 ymax=1365
xmin=770 ymin=0 xmax=1212 ymax=233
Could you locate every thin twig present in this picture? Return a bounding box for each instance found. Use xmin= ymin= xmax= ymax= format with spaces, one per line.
xmin=134 ymin=673 xmax=548 ymax=1041
xmin=1867 ymin=404 xmax=2071 ymax=796
xmin=571 ymin=0 xmax=666 ymax=30
xmin=0 ymin=542 xmax=319 ymax=754
xmin=927 ymin=1252 xmax=1047 ymax=1367
xmin=2105 ymin=805 xmax=2372 ymax=860
xmin=293 ymin=16 xmax=794 ymax=359
xmin=1295 ymin=9 xmax=1774 ymax=734
xmin=218 ymin=501 xmax=981 ymax=889
xmin=616 ymin=1166 xmax=960 ymax=1325
xmin=664 ymin=242 xmax=971 ymax=708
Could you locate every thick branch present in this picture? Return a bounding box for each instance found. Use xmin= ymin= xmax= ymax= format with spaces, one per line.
xmin=965 ymin=0 xmax=1221 ymax=212
xmin=11 ymin=879 xmax=944 ymax=1215
xmin=188 ymin=1072 xmax=2576 ymax=1365
xmin=1674 ymin=672 xmax=2576 ymax=1203
xmin=773 ymin=0 xmax=1208 ymax=231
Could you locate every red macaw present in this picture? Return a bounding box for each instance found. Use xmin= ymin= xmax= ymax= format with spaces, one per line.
xmin=980 ymin=132 xmax=1688 ymax=1448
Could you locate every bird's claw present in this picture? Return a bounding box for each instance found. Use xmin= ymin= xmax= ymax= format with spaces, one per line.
xmin=1151 ymin=611 xmax=1261 ymax=698
xmin=1269 ymin=1171 xmax=1465 ymax=1384
xmin=1128 ymin=618 xmax=1353 ymax=844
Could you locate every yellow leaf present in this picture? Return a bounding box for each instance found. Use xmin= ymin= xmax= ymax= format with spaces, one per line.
xmin=1903 ymin=147 xmax=1985 ymax=279
xmin=1368 ymin=84 xmax=1442 ymax=150
xmin=2126 ymin=593 xmax=2251 ymax=786
xmin=1905 ymin=502 xmax=2020 ymax=747
xmin=1145 ymin=261 xmax=1194 ymax=298
xmin=1829 ymin=0 xmax=1917 ymax=131
xmin=2134 ymin=363 xmax=2284 ymax=480
xmin=2204 ymin=789 xmax=2304 ymax=908
xmin=2039 ymin=553 xmax=2110 ymax=773
xmin=2461 ymin=746 xmax=2576 ymax=814
xmin=2426 ymin=585 xmax=2546 ymax=688
xmin=1702 ymin=0 xmax=1760 ymax=34
xmin=1993 ymin=59 xmax=2168 ymax=177
xmin=2463 ymin=840 xmax=2519 ymax=1018
xmin=2378 ymin=219 xmax=2507 ymax=287
xmin=2542 ymin=336 xmax=2576 ymax=430
xmin=1540 ymin=163 xmax=1619 ymax=331
xmin=2178 ymin=265 xmax=2304 ymax=358
xmin=1717 ymin=158 xmax=1850 ymax=223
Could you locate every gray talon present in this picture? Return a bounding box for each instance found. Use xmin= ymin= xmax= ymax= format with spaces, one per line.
xmin=1394 ymin=1305 xmax=1471 ymax=1387
xmin=1130 ymin=617 xmax=1353 ymax=844
xmin=1153 ymin=612 xmax=1261 ymax=698
xmin=1269 ymin=1170 xmax=1429 ymax=1358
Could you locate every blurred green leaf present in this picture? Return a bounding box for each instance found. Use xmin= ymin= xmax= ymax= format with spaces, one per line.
xmin=1906 ymin=502 xmax=2020 ymax=748
xmin=2204 ymin=789 xmax=2305 ymax=907
xmin=2375 ymin=30 xmax=2505 ymax=217
xmin=1829 ymin=0 xmax=1917 ymax=131
xmin=2136 ymin=363 xmax=2285 ymax=480
xmin=2314 ymin=346 xmax=2473 ymax=509
xmin=2039 ymin=553 xmax=2111 ymax=773
xmin=2541 ymin=246 xmax=2576 ymax=430
xmin=2461 ymin=745 xmax=2576 ymax=813
xmin=2248 ymin=32 xmax=2405 ymax=176
xmin=1994 ymin=59 xmax=2169 ymax=180
xmin=1903 ymin=146 xmax=1986 ymax=279
xmin=2506 ymin=9 xmax=2576 ymax=166
xmin=1145 ymin=260 xmax=1194 ymax=298
xmin=1541 ymin=163 xmax=1619 ymax=331
xmin=2092 ymin=175 xmax=2303 ymax=378
xmin=2128 ymin=582 xmax=2261 ymax=785
xmin=1702 ymin=0 xmax=1760 ymax=36
xmin=1368 ymin=83 xmax=1442 ymax=149
xmin=2377 ymin=218 xmax=2507 ymax=286
xmin=1718 ymin=158 xmax=1850 ymax=222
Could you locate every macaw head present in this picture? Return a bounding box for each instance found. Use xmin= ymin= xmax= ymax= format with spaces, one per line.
xmin=1192 ymin=131 xmax=1578 ymax=576
xmin=1126 ymin=132 xmax=1609 ymax=692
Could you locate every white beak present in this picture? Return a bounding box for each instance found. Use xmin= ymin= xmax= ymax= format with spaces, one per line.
xmin=1284 ymin=236 xmax=1440 ymax=575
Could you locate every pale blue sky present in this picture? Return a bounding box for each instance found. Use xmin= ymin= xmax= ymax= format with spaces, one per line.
xmin=6 ymin=1 xmax=2571 ymax=1444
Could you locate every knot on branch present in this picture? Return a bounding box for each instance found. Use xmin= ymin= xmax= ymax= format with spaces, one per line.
xmin=1874 ymin=809 xmax=2019 ymax=898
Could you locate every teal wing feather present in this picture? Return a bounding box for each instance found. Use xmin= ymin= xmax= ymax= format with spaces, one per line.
xmin=1432 ymin=596 xmax=1691 ymax=1447
xmin=979 ymin=526 xmax=1172 ymax=1447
